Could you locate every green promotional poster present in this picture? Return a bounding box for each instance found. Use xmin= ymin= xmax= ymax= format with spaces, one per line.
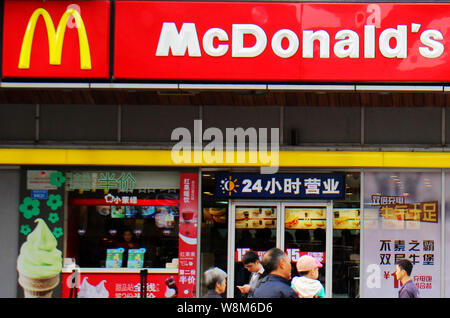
xmin=127 ymin=248 xmax=146 ymax=268
xmin=17 ymin=170 xmax=65 ymax=298
xmin=106 ymin=248 xmax=124 ymax=268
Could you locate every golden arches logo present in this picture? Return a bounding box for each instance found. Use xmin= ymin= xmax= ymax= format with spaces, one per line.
xmin=18 ymin=8 xmax=91 ymax=70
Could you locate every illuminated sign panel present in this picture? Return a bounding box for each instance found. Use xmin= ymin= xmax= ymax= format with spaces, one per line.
xmin=114 ymin=1 xmax=450 ymax=82
xmin=2 ymin=0 xmax=110 ymax=79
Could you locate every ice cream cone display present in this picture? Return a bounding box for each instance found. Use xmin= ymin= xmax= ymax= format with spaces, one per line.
xmin=18 ymin=273 xmax=59 ymax=298
xmin=77 ymin=278 xmax=109 ymax=298
xmin=17 ymin=218 xmax=62 ymax=298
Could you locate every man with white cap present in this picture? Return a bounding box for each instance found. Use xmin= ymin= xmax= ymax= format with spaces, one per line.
xmin=291 ymin=255 xmax=325 ymax=298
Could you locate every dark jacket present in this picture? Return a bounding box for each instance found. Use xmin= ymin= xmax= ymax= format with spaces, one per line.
xmin=398 ymin=280 xmax=420 ymax=298
xmin=247 ymin=270 xmax=264 ymax=298
xmin=249 ymin=274 xmax=298 ymax=298
xmin=202 ymin=289 xmax=223 ymax=298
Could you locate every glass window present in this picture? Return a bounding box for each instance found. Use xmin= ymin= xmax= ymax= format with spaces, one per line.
xmin=285 ymin=206 xmax=326 ymax=289
xmin=333 ymin=172 xmax=360 ymax=298
xmin=235 ymin=206 xmax=277 ymax=298
xmin=65 ymin=170 xmax=180 ymax=269
xmin=199 ymin=172 xmax=228 ymax=297
xmin=445 ymin=172 xmax=450 ymax=297
xmin=362 ymin=171 xmax=441 ymax=298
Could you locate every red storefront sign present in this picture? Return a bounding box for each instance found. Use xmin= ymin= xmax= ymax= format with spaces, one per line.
xmin=61 ymin=272 xmax=177 ymax=298
xmin=114 ymin=1 xmax=450 ymax=82
xmin=178 ymin=173 xmax=198 ymax=298
xmin=2 ymin=0 xmax=110 ymax=78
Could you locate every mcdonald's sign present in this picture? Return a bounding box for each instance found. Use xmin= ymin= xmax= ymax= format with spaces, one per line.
xmin=114 ymin=1 xmax=450 ymax=82
xmin=2 ymin=1 xmax=110 ymax=79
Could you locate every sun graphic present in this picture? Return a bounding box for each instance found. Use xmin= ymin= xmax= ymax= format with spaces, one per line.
xmin=220 ymin=176 xmax=240 ymax=196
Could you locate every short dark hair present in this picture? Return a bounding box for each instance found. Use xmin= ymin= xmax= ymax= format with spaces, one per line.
xmin=262 ymin=248 xmax=286 ymax=274
xmin=243 ymin=251 xmax=260 ymax=265
xmin=397 ymin=259 xmax=413 ymax=276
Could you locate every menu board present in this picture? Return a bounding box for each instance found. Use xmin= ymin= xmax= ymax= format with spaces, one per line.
xmin=106 ymin=248 xmax=124 ymax=268
xmin=111 ymin=206 xmax=125 ymax=218
xmin=285 ymin=208 xmax=326 ymax=230
xmin=235 ymin=207 xmax=276 ymax=229
xmin=203 ymin=207 xmax=226 ymax=224
xmin=333 ymin=209 xmax=360 ymax=230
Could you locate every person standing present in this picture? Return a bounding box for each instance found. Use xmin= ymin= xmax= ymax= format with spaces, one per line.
xmin=237 ymin=251 xmax=265 ymax=297
xmin=116 ymin=229 xmax=140 ymax=267
xmin=250 ymin=248 xmax=297 ymax=298
xmin=291 ymin=255 xmax=325 ymax=298
xmin=202 ymin=267 xmax=227 ymax=298
xmin=395 ymin=259 xmax=419 ymax=298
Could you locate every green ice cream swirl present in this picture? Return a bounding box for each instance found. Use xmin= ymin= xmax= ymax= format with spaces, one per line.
xmin=17 ymin=218 xmax=62 ymax=278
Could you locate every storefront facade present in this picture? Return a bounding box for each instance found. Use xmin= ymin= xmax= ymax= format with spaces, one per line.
xmin=2 ymin=0 xmax=450 ymax=299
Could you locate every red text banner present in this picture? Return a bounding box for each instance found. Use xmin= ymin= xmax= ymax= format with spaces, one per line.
xmin=61 ymin=272 xmax=177 ymax=298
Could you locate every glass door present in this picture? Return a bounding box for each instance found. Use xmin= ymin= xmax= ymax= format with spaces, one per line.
xmin=227 ymin=201 xmax=332 ymax=298
xmin=282 ymin=202 xmax=332 ymax=298
xmin=228 ymin=201 xmax=281 ymax=298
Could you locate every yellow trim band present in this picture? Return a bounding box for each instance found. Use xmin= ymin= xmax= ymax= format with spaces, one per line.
xmin=1 ymin=148 xmax=450 ymax=168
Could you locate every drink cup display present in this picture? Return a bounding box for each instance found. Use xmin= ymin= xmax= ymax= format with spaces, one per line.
xmin=181 ymin=211 xmax=194 ymax=223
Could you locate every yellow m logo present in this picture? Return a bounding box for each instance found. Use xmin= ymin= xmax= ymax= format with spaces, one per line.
xmin=18 ymin=8 xmax=91 ymax=70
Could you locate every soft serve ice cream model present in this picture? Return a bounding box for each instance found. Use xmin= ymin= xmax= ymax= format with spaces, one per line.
xmin=17 ymin=218 xmax=62 ymax=298
xmin=77 ymin=277 xmax=109 ymax=298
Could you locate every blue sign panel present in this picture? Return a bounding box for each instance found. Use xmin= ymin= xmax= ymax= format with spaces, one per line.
xmin=31 ymin=190 xmax=48 ymax=200
xmin=216 ymin=173 xmax=345 ymax=199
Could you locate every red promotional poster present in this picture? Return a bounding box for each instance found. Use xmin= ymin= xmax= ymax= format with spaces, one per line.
xmin=61 ymin=272 xmax=178 ymax=298
xmin=114 ymin=1 xmax=450 ymax=82
xmin=2 ymin=0 xmax=110 ymax=78
xmin=178 ymin=173 xmax=198 ymax=298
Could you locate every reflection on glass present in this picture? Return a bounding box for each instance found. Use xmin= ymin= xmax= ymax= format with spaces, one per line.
xmin=284 ymin=207 xmax=326 ymax=289
xmin=235 ymin=206 xmax=277 ymax=298
xmin=199 ymin=173 xmax=228 ymax=297
xmin=333 ymin=223 xmax=360 ymax=298
xmin=333 ymin=172 xmax=360 ymax=298
xmin=333 ymin=209 xmax=360 ymax=230
xmin=67 ymin=202 xmax=179 ymax=269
